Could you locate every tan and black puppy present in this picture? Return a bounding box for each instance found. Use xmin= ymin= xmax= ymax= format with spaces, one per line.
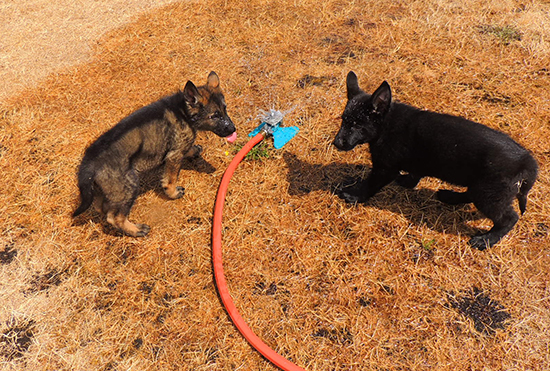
xmin=74 ymin=71 xmax=236 ymax=237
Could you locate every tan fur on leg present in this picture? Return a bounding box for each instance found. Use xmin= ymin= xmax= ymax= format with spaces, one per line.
xmin=106 ymin=211 xmax=150 ymax=237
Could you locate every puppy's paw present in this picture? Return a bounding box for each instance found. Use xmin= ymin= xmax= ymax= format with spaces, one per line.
xmin=164 ymin=185 xmax=185 ymax=199
xmin=173 ymin=186 xmax=185 ymax=199
xmin=135 ymin=224 xmax=151 ymax=237
xmin=120 ymin=223 xmax=151 ymax=237
xmin=337 ymin=188 xmax=367 ymax=204
xmin=469 ymin=235 xmax=491 ymax=250
xmin=187 ymin=145 xmax=203 ymax=159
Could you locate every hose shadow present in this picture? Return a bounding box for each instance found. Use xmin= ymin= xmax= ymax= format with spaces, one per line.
xmin=282 ymin=152 xmax=483 ymax=237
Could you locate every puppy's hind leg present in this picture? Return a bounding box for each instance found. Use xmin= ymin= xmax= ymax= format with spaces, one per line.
xmin=104 ymin=195 xmax=150 ymax=237
xmin=469 ymin=207 xmax=518 ymax=250
xmin=106 ymin=210 xmax=151 ymax=237
xmin=468 ymin=184 xmax=518 ymax=250
xmin=100 ymin=170 xmax=150 ymax=237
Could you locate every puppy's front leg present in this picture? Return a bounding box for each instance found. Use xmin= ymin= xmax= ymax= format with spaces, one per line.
xmin=162 ymin=152 xmax=185 ymax=199
xmin=338 ymin=167 xmax=397 ymax=203
xmin=185 ymin=144 xmax=203 ymax=159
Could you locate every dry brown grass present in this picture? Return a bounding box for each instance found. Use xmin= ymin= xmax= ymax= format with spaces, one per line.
xmin=1 ymin=0 xmax=549 ymax=370
xmin=0 ymin=0 xmax=181 ymax=100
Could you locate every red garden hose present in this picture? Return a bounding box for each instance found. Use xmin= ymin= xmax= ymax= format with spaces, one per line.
xmin=212 ymin=132 xmax=306 ymax=371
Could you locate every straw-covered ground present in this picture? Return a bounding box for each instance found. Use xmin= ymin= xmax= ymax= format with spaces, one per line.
xmin=1 ymin=0 xmax=549 ymax=370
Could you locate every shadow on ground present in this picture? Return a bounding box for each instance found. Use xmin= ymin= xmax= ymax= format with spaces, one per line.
xmin=283 ymin=152 xmax=484 ymax=237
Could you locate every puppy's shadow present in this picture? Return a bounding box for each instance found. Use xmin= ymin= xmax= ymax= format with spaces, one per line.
xmin=283 ymin=152 xmax=483 ymax=236
xmin=283 ymin=152 xmax=365 ymax=196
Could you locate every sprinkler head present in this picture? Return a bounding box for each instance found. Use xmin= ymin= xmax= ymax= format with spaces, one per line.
xmin=249 ymin=109 xmax=299 ymax=149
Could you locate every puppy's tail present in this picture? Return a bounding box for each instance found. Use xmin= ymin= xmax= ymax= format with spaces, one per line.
xmin=73 ymin=164 xmax=95 ymax=217
xmin=516 ymin=155 xmax=538 ymax=215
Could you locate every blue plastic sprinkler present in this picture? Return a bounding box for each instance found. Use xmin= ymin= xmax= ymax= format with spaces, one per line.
xmin=213 ymin=109 xmax=306 ymax=371
xmin=248 ymin=109 xmax=300 ymax=148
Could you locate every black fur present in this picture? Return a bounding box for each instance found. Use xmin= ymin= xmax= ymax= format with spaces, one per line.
xmin=333 ymin=71 xmax=538 ymax=250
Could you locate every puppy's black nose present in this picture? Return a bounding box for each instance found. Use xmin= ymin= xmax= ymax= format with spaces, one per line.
xmin=333 ymin=136 xmax=345 ymax=150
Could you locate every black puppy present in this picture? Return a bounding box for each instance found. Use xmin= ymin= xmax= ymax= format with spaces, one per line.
xmin=333 ymin=71 xmax=538 ymax=250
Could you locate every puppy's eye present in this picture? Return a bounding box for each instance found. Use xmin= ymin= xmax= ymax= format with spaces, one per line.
xmin=209 ymin=112 xmax=222 ymax=119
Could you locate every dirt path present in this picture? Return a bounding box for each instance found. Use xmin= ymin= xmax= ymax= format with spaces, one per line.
xmin=0 ymin=0 xmax=181 ymax=100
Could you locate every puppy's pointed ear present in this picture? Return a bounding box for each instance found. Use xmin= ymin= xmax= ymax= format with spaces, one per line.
xmin=346 ymin=71 xmax=362 ymax=99
xmin=207 ymin=71 xmax=220 ymax=89
xmin=183 ymin=80 xmax=201 ymax=105
xmin=371 ymin=81 xmax=392 ymax=115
